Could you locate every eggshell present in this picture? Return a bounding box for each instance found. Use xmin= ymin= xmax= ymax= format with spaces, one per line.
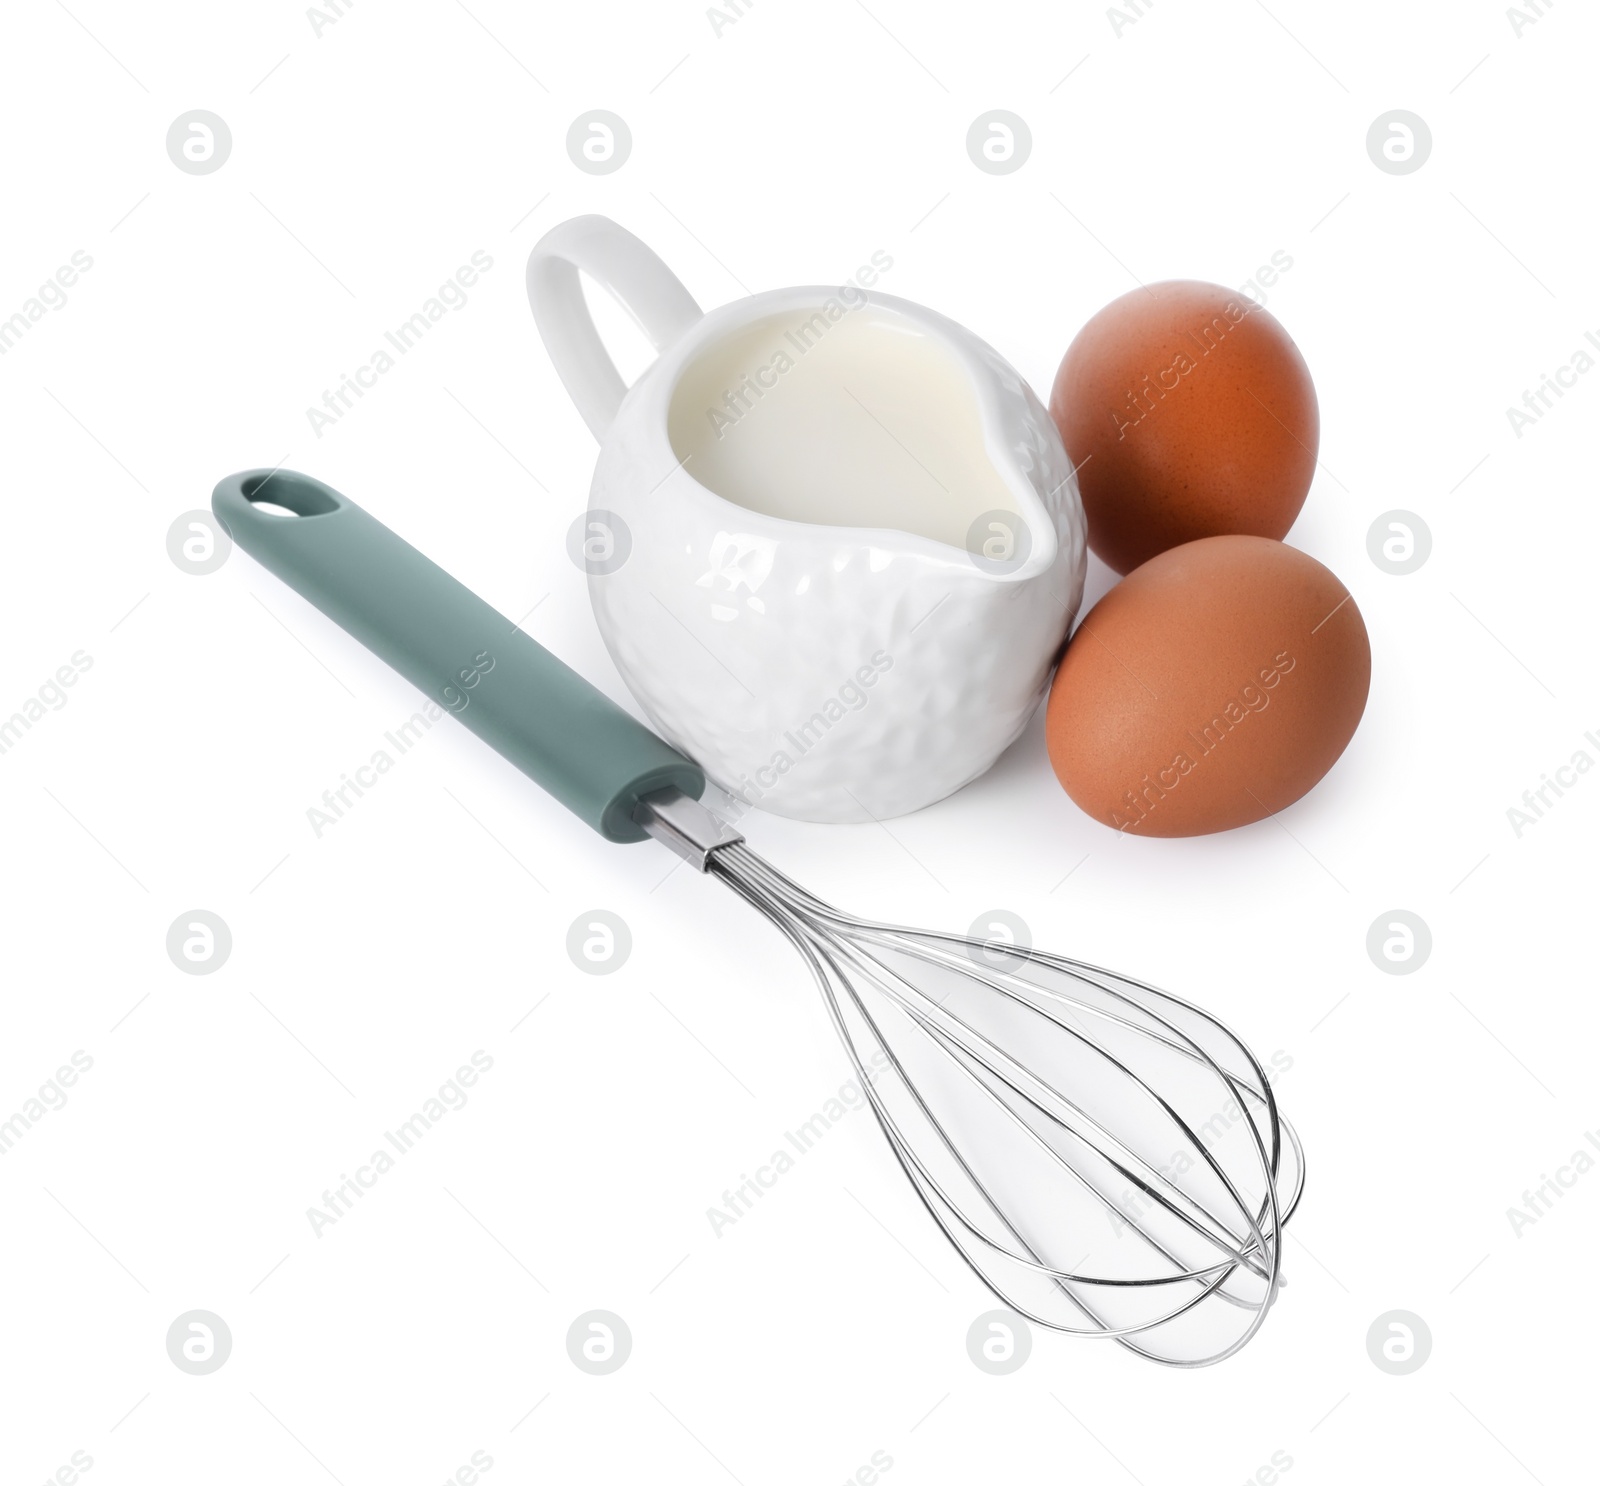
xmin=1045 ymin=536 xmax=1369 ymax=836
xmin=1049 ymin=281 xmax=1319 ymax=575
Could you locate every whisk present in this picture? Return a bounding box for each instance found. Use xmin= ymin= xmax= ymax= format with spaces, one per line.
xmin=214 ymin=470 xmax=1304 ymax=1368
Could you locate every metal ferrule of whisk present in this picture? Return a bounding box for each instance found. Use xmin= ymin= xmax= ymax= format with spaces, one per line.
xmin=638 ymin=789 xmax=1306 ymax=1368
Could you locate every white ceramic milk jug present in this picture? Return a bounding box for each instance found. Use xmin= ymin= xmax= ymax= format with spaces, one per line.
xmin=527 ymin=215 xmax=1086 ymax=823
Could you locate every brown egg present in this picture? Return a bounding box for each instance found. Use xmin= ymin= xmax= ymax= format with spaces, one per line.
xmin=1050 ymin=281 xmax=1319 ymax=575
xmin=1045 ymin=536 xmax=1369 ymax=836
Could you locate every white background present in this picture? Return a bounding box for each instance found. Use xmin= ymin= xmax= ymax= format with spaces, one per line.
xmin=2 ymin=1 xmax=1597 ymax=1482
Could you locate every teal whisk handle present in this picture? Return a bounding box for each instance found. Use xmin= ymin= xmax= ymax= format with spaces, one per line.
xmin=212 ymin=469 xmax=704 ymax=843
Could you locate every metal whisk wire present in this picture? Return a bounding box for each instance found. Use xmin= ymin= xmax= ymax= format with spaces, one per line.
xmin=212 ymin=475 xmax=1306 ymax=1370
xmin=707 ymin=840 xmax=1305 ymax=1368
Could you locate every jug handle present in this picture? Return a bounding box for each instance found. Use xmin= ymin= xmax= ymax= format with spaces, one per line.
xmin=526 ymin=215 xmax=703 ymax=443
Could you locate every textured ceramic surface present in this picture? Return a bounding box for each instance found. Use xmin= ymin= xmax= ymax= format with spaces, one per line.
xmin=530 ymin=221 xmax=1086 ymax=822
